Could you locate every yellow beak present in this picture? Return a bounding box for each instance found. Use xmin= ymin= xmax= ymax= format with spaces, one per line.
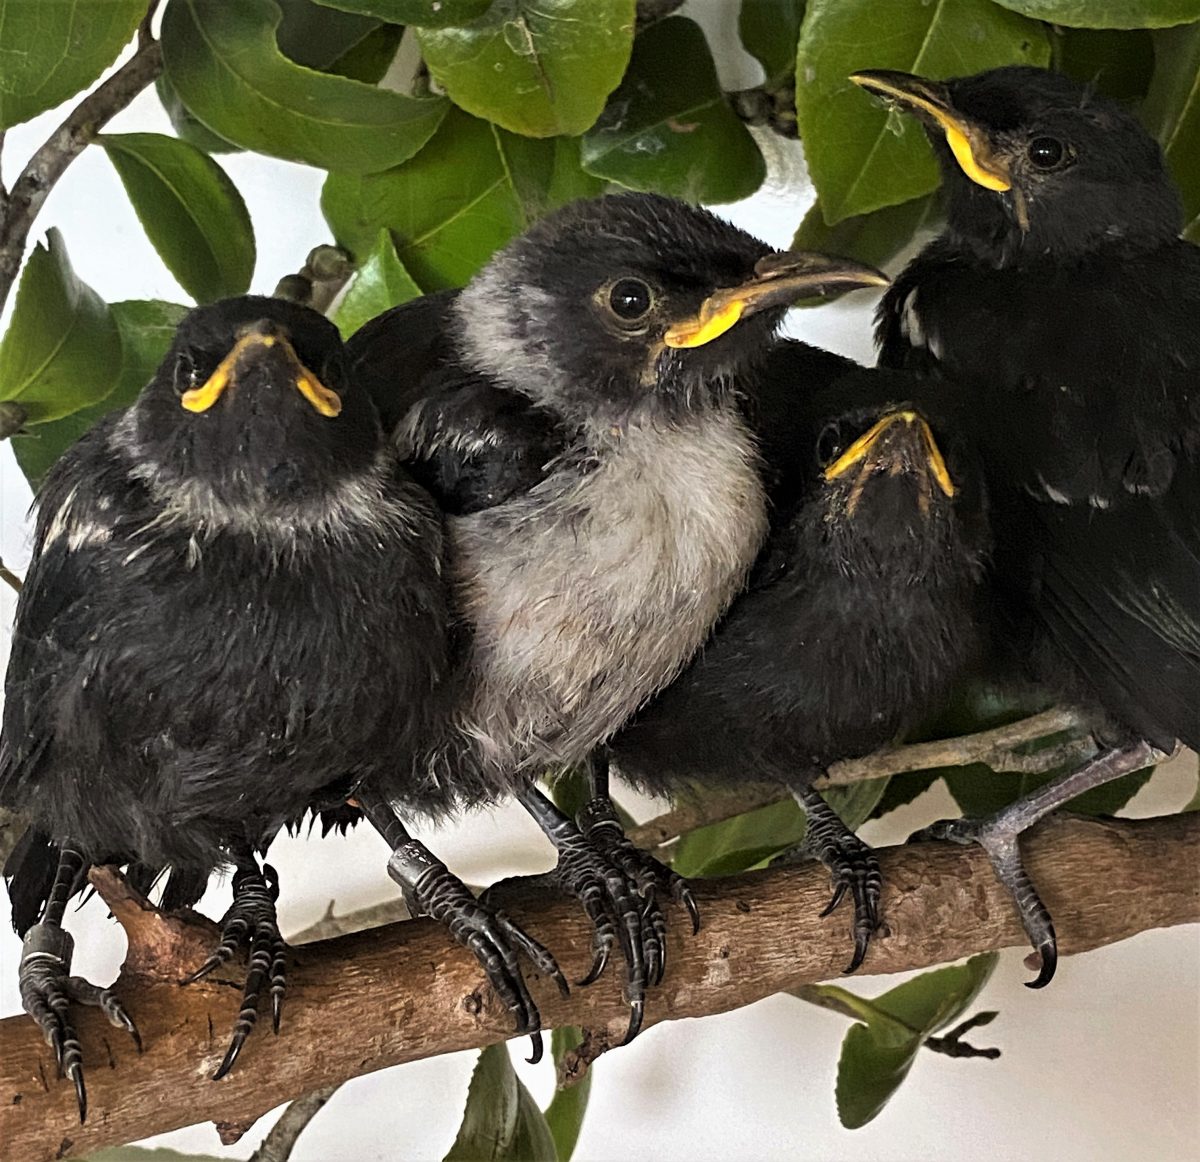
xmin=824 ymin=409 xmax=956 ymax=499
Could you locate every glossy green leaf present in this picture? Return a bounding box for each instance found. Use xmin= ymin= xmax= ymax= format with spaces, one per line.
xmin=945 ymin=760 xmax=1154 ymax=818
xmin=672 ymin=798 xmax=807 ymax=878
xmin=831 ymin=953 xmax=998 ymax=1129
xmin=795 ymin=0 xmax=1050 ymax=224
xmin=868 ymin=770 xmax=942 ymax=820
xmin=155 ymin=76 xmax=243 ymax=153
xmin=545 ymin=1027 xmax=591 ymax=1162
xmin=0 ymin=0 xmax=145 ymax=131
xmin=1142 ymin=22 xmax=1200 ymax=242
xmin=825 ymin=778 xmax=891 ymax=830
xmin=161 ymin=0 xmax=448 ymax=173
xmin=323 ymin=107 xmax=602 ymax=290
xmin=793 ymin=194 xmax=939 ymax=286
xmin=991 ymin=0 xmax=1200 ymax=29
xmin=99 ymin=134 xmax=255 ymax=304
xmin=418 ymin=0 xmax=635 ymax=138
xmin=1053 ymin=27 xmax=1156 ymax=100
xmin=315 ymin=0 xmax=491 ymax=26
xmin=275 ymin=0 xmax=380 ymax=68
xmin=331 ymin=230 xmax=422 ymax=337
xmin=582 ymin=16 xmax=766 ymax=204
xmin=326 ymin=22 xmax=405 ymax=82
xmin=740 ymin=0 xmax=805 ymax=84
xmin=0 ymin=230 xmax=121 ymax=426
xmin=13 ymin=300 xmax=187 ymax=487
xmin=443 ymin=1043 xmax=558 ymax=1161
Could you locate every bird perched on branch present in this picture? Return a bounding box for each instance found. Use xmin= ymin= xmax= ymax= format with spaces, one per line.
xmin=611 ymin=370 xmax=989 ymax=969
xmin=855 ymin=64 xmax=1200 ymax=983
xmin=0 ymin=296 xmax=451 ymax=1117
xmin=346 ymin=192 xmax=890 ymax=1042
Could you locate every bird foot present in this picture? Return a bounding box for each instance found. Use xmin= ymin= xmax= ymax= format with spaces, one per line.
xmin=912 ymin=816 xmax=1057 ymax=987
xmin=182 ymin=862 xmax=287 ymax=1080
xmin=20 ymin=921 xmax=141 ymax=1123
xmin=392 ymin=841 xmax=567 ymax=1065
xmin=776 ymin=790 xmax=883 ymax=973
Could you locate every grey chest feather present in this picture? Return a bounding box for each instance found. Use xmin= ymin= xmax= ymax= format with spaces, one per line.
xmin=449 ymin=407 xmax=767 ymax=780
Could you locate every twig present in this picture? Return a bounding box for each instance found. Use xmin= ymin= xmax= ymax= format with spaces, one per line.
xmin=0 ymin=20 xmax=163 ymax=317
xmin=1 ymin=813 xmax=1195 ymax=1161
xmin=0 ymin=555 xmax=21 ymax=593
xmin=625 ymin=708 xmax=1093 ymax=856
xmin=249 ymin=1084 xmax=342 ymax=1162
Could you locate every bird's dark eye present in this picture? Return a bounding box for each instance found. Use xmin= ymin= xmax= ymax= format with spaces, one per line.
xmin=1027 ymin=136 xmax=1067 ymax=170
xmin=173 ymin=351 xmax=201 ymax=394
xmin=815 ymin=421 xmax=843 ymax=467
xmin=607 ymin=278 xmax=654 ymax=322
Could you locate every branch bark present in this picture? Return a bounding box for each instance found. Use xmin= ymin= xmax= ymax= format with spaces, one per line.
xmin=1 ymin=814 xmax=1196 ymax=1162
xmin=0 ymin=25 xmax=163 ymax=318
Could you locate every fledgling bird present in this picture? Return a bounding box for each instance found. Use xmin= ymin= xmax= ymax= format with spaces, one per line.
xmin=0 ymin=296 xmax=450 ymax=1117
xmin=346 ymin=192 xmax=890 ymax=1040
xmin=611 ymin=373 xmax=989 ymax=969
xmin=854 ymin=64 xmax=1200 ymax=983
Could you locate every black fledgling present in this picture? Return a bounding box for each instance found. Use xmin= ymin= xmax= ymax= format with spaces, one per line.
xmin=0 ymin=296 xmax=448 ymax=1114
xmin=611 ymin=372 xmax=989 ymax=969
xmin=346 ymin=192 xmax=889 ymax=1041
xmin=857 ymin=64 xmax=1200 ymax=983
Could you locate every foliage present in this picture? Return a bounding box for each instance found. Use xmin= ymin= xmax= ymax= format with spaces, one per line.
xmin=0 ymin=0 xmax=1193 ymax=1154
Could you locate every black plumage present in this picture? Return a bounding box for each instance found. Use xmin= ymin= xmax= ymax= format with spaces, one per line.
xmin=611 ymin=371 xmax=989 ymax=966
xmin=345 ymin=192 xmax=889 ymax=1040
xmin=0 ymin=296 xmax=448 ymax=1113
xmin=856 ymin=64 xmax=1200 ymax=981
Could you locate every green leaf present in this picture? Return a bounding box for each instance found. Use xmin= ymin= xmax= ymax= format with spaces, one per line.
xmin=155 ymin=76 xmax=243 ymax=153
xmin=581 ymin=16 xmax=766 ymax=204
xmin=0 ymin=0 xmax=145 ymax=131
xmin=98 ymin=134 xmax=255 ymax=304
xmin=830 ymin=953 xmax=998 ymax=1129
xmin=0 ymin=230 xmax=121 ymax=426
xmin=331 ymin=230 xmax=422 ymax=337
xmin=672 ymin=797 xmax=808 ymax=878
xmin=825 ymin=778 xmax=891 ymax=831
xmin=161 ymin=0 xmax=448 ymax=173
xmin=418 ymin=0 xmax=636 ymax=138
xmin=795 ymin=0 xmax=1050 ymax=224
xmin=945 ymin=759 xmax=1154 ymax=818
xmin=84 ymin=1146 xmax=226 ymax=1161
xmin=544 ymin=1028 xmax=591 ymax=1162
xmin=1052 ymin=27 xmax=1156 ymax=100
xmin=315 ymin=0 xmax=491 ymax=27
xmin=990 ymin=0 xmax=1200 ymax=30
xmin=868 ymin=769 xmax=942 ymax=819
xmin=323 ymin=107 xmax=602 ymax=290
xmin=275 ymin=0 xmax=381 ymax=69
xmin=1142 ymin=22 xmax=1200 ymax=241
xmin=792 ymin=194 xmax=939 ymax=272
xmin=739 ymin=0 xmax=805 ymax=84
xmin=326 ymin=22 xmax=405 ymax=82
xmin=13 ymin=300 xmax=188 ymax=488
xmin=443 ymin=1043 xmax=559 ymax=1162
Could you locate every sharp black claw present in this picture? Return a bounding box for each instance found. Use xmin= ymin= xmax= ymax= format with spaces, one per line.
xmin=680 ymin=886 xmax=702 ymax=935
xmin=72 ymin=1067 xmax=87 ymax=1124
xmin=526 ymin=1032 xmax=544 ymax=1064
xmin=821 ymin=881 xmax=848 ymax=917
xmin=845 ymin=935 xmax=869 ymax=975
xmin=577 ymin=943 xmax=610 ymax=988
xmin=1026 ymin=937 xmax=1058 ymax=989
xmin=622 ymin=998 xmax=645 ymax=1047
xmin=272 ymin=992 xmax=283 ymax=1034
xmin=180 ymin=956 xmax=221 ymax=986
xmin=212 ymin=1037 xmax=244 ymax=1082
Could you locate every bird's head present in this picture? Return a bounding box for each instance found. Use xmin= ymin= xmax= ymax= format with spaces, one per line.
xmin=850 ymin=65 xmax=1182 ymax=262
xmin=128 ymin=296 xmax=382 ymax=517
xmin=453 ymin=192 xmax=888 ymax=428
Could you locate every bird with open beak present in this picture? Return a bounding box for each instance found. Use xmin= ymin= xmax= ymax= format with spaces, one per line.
xmin=1 ymin=296 xmax=450 ymax=1117
xmin=854 ymin=64 xmax=1200 ymax=985
xmin=611 ymin=371 xmax=989 ymax=971
xmin=346 ymin=192 xmax=889 ymax=1044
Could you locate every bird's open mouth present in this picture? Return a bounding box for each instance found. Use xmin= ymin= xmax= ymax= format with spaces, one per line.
xmin=663 ymin=252 xmax=890 ymax=349
xmin=824 ymin=409 xmax=956 ymax=503
xmin=849 ymin=69 xmax=1012 ymax=193
xmin=181 ymin=328 xmax=342 ymax=417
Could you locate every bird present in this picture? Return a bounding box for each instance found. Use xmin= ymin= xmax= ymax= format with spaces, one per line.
xmin=345 ymin=191 xmax=890 ymax=1041
xmin=610 ymin=371 xmax=989 ymax=970
xmin=853 ymin=64 xmax=1200 ymax=984
xmin=0 ymin=295 xmax=452 ymax=1117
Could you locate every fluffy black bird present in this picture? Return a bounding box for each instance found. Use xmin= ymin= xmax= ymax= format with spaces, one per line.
xmin=347 ymin=192 xmax=889 ymax=1040
xmin=855 ymin=64 xmax=1200 ymax=982
xmin=0 ymin=296 xmax=449 ymax=1116
xmin=611 ymin=374 xmax=989 ymax=968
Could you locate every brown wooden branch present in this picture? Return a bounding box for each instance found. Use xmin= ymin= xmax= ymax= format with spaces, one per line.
xmin=1 ymin=814 xmax=1196 ymax=1162
xmin=0 ymin=22 xmax=163 ymax=317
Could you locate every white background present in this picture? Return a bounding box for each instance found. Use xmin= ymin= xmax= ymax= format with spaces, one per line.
xmin=1 ymin=5 xmax=1197 ymax=1160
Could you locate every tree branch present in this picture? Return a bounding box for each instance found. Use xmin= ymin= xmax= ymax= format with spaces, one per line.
xmin=1 ymin=814 xmax=1195 ymax=1161
xmin=0 ymin=27 xmax=163 ymax=317
xmin=625 ymin=708 xmax=1092 ymax=855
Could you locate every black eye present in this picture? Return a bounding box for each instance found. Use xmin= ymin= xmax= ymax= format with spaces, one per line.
xmin=173 ymin=350 xmax=201 ymax=394
xmin=1028 ymin=136 xmax=1066 ymax=170
xmin=815 ymin=421 xmax=843 ymax=467
xmin=607 ymin=278 xmax=653 ymax=322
